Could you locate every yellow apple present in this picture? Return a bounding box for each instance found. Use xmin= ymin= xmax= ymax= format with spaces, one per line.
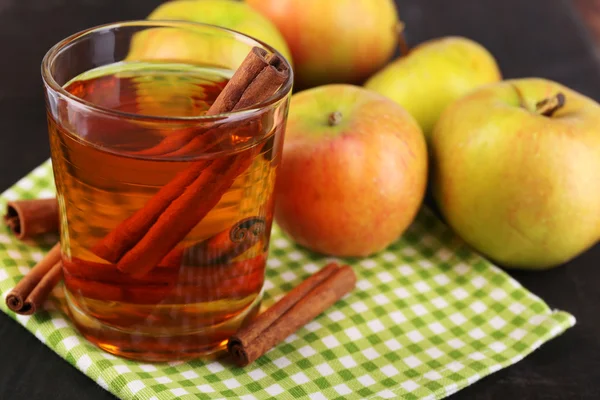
xmin=274 ymin=85 xmax=428 ymax=257
xmin=432 ymin=78 xmax=600 ymax=269
xmin=246 ymin=0 xmax=400 ymax=89
xmin=127 ymin=0 xmax=292 ymax=68
xmin=365 ymin=36 xmax=501 ymax=142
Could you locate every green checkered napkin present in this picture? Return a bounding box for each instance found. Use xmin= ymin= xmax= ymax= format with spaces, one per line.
xmin=1 ymin=160 xmax=574 ymax=400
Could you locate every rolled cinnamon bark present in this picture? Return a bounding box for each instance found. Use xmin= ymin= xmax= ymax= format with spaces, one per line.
xmin=134 ymin=47 xmax=283 ymax=157
xmin=233 ymin=52 xmax=289 ymax=110
xmin=228 ymin=263 xmax=356 ymax=366
xmin=20 ymin=262 xmax=62 ymax=315
xmin=6 ymin=243 xmax=62 ymax=314
xmin=4 ymin=198 xmax=59 ymax=240
xmin=165 ymin=53 xmax=289 ymax=157
xmin=208 ymin=47 xmax=273 ymax=115
xmin=93 ymin=48 xmax=290 ymax=278
xmin=181 ymin=216 xmax=266 ymax=266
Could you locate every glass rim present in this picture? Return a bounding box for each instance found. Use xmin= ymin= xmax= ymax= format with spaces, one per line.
xmin=41 ymin=20 xmax=294 ymax=122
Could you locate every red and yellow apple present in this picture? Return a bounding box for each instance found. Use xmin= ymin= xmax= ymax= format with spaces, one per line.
xmin=246 ymin=0 xmax=400 ymax=89
xmin=432 ymin=78 xmax=600 ymax=269
xmin=274 ymin=85 xmax=428 ymax=257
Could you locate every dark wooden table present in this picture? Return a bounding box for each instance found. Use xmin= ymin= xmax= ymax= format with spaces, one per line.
xmin=0 ymin=0 xmax=598 ymax=399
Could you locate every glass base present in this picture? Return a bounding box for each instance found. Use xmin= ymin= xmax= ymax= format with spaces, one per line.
xmin=64 ymin=288 xmax=263 ymax=362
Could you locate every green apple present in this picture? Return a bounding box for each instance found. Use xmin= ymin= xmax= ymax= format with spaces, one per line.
xmin=274 ymin=85 xmax=428 ymax=257
xmin=432 ymin=78 xmax=600 ymax=269
xmin=247 ymin=0 xmax=400 ymax=89
xmin=365 ymin=36 xmax=501 ymax=142
xmin=127 ymin=0 xmax=292 ymax=68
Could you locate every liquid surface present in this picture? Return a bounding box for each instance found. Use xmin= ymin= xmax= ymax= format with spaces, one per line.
xmin=65 ymin=62 xmax=230 ymax=118
xmin=49 ymin=62 xmax=285 ymax=360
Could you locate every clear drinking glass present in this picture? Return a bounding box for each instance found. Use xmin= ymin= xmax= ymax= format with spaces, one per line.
xmin=41 ymin=21 xmax=292 ymax=361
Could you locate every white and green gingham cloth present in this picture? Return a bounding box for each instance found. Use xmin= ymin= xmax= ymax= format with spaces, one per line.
xmin=0 ymin=161 xmax=575 ymax=400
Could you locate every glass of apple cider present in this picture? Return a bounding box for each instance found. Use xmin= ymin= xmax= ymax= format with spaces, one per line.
xmin=41 ymin=21 xmax=292 ymax=361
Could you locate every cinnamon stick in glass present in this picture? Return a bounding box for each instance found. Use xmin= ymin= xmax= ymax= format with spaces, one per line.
xmin=5 ymin=243 xmax=62 ymax=315
xmin=134 ymin=47 xmax=286 ymax=157
xmin=115 ymin=154 xmax=255 ymax=276
xmin=91 ymin=48 xmax=278 ymax=263
xmin=4 ymin=198 xmax=59 ymax=240
xmin=228 ymin=263 xmax=357 ymax=367
xmin=92 ymin=47 xmax=289 ymax=276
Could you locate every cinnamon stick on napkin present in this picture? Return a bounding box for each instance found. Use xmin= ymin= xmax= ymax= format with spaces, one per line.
xmin=4 ymin=198 xmax=59 ymax=240
xmin=228 ymin=263 xmax=356 ymax=366
xmin=5 ymin=243 xmax=62 ymax=315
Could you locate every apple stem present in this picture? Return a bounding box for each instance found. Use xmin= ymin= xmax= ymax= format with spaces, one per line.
xmin=535 ymin=92 xmax=566 ymax=117
xmin=512 ymin=84 xmax=527 ymax=109
xmin=328 ymin=111 xmax=343 ymax=126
